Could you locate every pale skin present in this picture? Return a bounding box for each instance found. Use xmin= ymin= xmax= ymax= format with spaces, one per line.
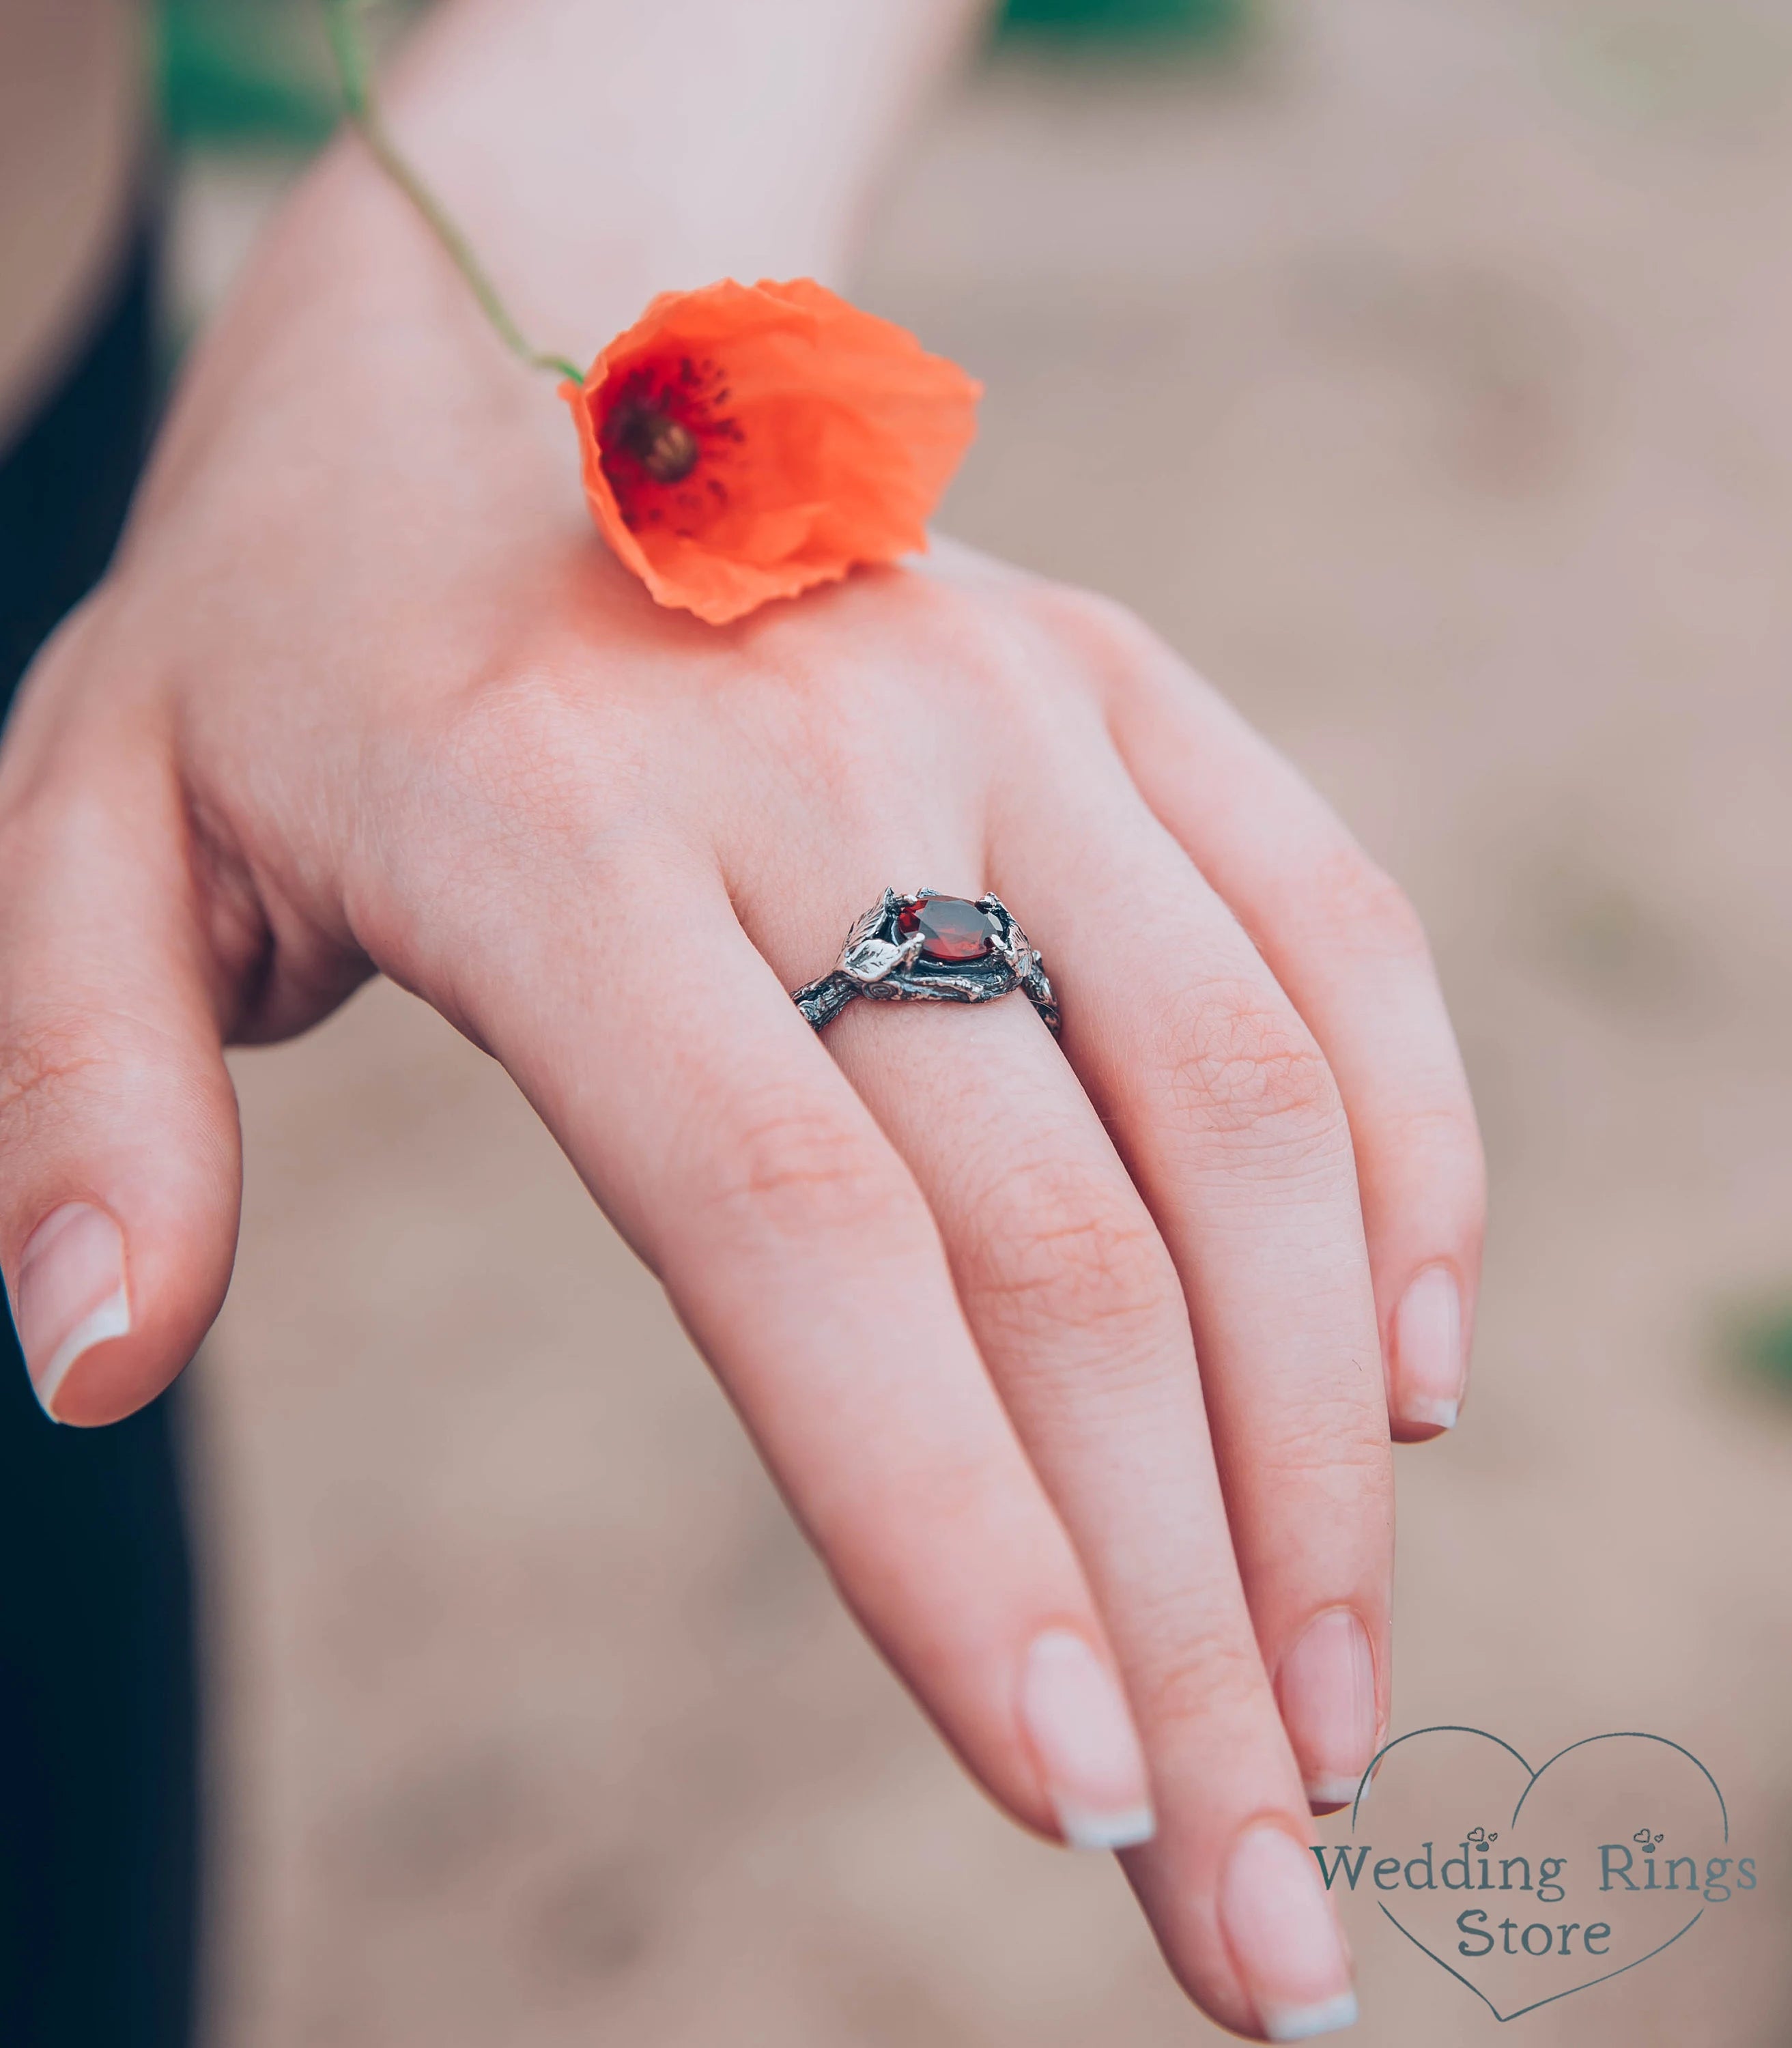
xmin=0 ymin=0 xmax=1485 ymax=2037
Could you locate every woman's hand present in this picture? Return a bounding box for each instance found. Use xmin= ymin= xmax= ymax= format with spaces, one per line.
xmin=0 ymin=31 xmax=1481 ymax=2040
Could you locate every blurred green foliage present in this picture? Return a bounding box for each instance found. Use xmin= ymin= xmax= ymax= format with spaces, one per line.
xmin=154 ymin=0 xmax=1256 ymax=156
xmin=1730 ymin=1303 xmax=1792 ymax=1397
xmin=156 ymin=0 xmax=343 ymax=146
xmin=155 ymin=0 xmax=1255 ymax=155
xmin=999 ymin=0 xmax=1248 ymax=41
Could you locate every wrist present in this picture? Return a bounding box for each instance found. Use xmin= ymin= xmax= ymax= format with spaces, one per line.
xmin=135 ymin=0 xmax=998 ymax=562
xmin=367 ymin=0 xmax=994 ymax=341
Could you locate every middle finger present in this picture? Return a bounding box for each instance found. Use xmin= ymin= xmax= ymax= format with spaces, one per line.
xmin=754 ymin=876 xmax=1356 ymax=2039
xmin=998 ymin=746 xmax=1395 ymax=1825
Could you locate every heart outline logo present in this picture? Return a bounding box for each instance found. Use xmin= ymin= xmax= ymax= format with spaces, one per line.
xmin=1344 ymin=1726 xmax=1729 ymax=2023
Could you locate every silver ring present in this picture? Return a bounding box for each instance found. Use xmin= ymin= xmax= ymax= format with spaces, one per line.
xmin=792 ymin=888 xmax=1060 ymax=1035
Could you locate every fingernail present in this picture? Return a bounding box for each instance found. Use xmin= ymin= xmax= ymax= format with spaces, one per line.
xmin=1220 ymin=1823 xmax=1357 ymax=2041
xmin=1019 ymin=1630 xmax=1155 ymax=1851
xmin=1393 ymin=1264 xmax=1464 ymax=1430
xmin=14 ymin=1204 xmax=130 ymax=1420
xmin=1277 ymin=1610 xmax=1378 ymax=1812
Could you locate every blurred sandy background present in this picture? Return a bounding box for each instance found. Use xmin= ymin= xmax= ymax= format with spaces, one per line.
xmin=170 ymin=1 xmax=1792 ymax=2041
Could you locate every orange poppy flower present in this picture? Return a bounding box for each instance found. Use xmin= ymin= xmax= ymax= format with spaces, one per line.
xmin=561 ymin=279 xmax=981 ymax=626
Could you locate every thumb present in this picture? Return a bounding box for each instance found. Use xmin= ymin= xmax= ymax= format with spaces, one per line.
xmin=0 ymin=754 xmax=242 ymax=1427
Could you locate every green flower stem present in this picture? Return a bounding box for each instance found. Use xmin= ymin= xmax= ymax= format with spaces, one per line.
xmin=320 ymin=0 xmax=586 ymax=385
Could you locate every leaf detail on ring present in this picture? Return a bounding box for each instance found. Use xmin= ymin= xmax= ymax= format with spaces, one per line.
xmin=842 ymin=937 xmax=905 ymax=983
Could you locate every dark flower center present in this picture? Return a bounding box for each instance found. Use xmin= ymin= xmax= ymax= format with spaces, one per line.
xmin=596 ymin=357 xmax=743 ymax=533
xmin=614 ymin=406 xmax=700 ymax=484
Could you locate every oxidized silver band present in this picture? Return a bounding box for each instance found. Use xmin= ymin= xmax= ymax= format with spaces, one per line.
xmin=792 ymin=887 xmax=1060 ymax=1036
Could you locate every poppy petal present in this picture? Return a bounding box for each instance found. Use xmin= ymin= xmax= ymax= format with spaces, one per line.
xmin=563 ymin=279 xmax=980 ymax=626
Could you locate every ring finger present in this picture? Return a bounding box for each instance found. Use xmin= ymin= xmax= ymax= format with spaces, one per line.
xmin=750 ymin=870 xmax=1361 ymax=2041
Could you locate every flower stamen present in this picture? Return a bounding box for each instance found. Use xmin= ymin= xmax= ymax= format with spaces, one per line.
xmin=616 ymin=406 xmax=700 ymax=485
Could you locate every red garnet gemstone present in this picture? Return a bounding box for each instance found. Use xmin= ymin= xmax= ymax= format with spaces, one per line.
xmin=897 ymin=894 xmax=998 ymax=963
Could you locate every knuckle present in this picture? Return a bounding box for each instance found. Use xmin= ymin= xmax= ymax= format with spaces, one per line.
xmin=962 ymin=1158 xmax=1178 ymax=1347
xmin=701 ymin=1087 xmax=919 ymax=1247
xmin=744 ymin=691 xmax=887 ymax=835
xmin=1019 ymin=582 xmax=1207 ymax=708
xmin=1392 ymin=1098 xmax=1487 ymax=1195
xmin=1133 ymin=1625 xmax=1266 ymax=1732
xmin=1161 ymin=982 xmax=1350 ymax=1161
xmin=1027 ymin=580 xmax=1152 ymax=659
xmin=1309 ymin=844 xmax=1432 ymax=963
xmin=1261 ymin=1393 xmax=1393 ymax=1487
xmin=382 ymin=671 xmax=675 ymax=945
xmin=423 ymin=668 xmax=650 ymax=847
xmin=0 ymin=1011 xmax=106 ymax=1148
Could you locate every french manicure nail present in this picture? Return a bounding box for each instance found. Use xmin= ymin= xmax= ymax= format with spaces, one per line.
xmin=14 ymin=1204 xmax=130 ymax=1420
xmin=1219 ymin=1821 xmax=1357 ymax=2041
xmin=1019 ymin=1630 xmax=1155 ymax=1851
xmin=1277 ymin=1609 xmax=1378 ymax=1812
xmin=1393 ymin=1264 xmax=1464 ymax=1430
